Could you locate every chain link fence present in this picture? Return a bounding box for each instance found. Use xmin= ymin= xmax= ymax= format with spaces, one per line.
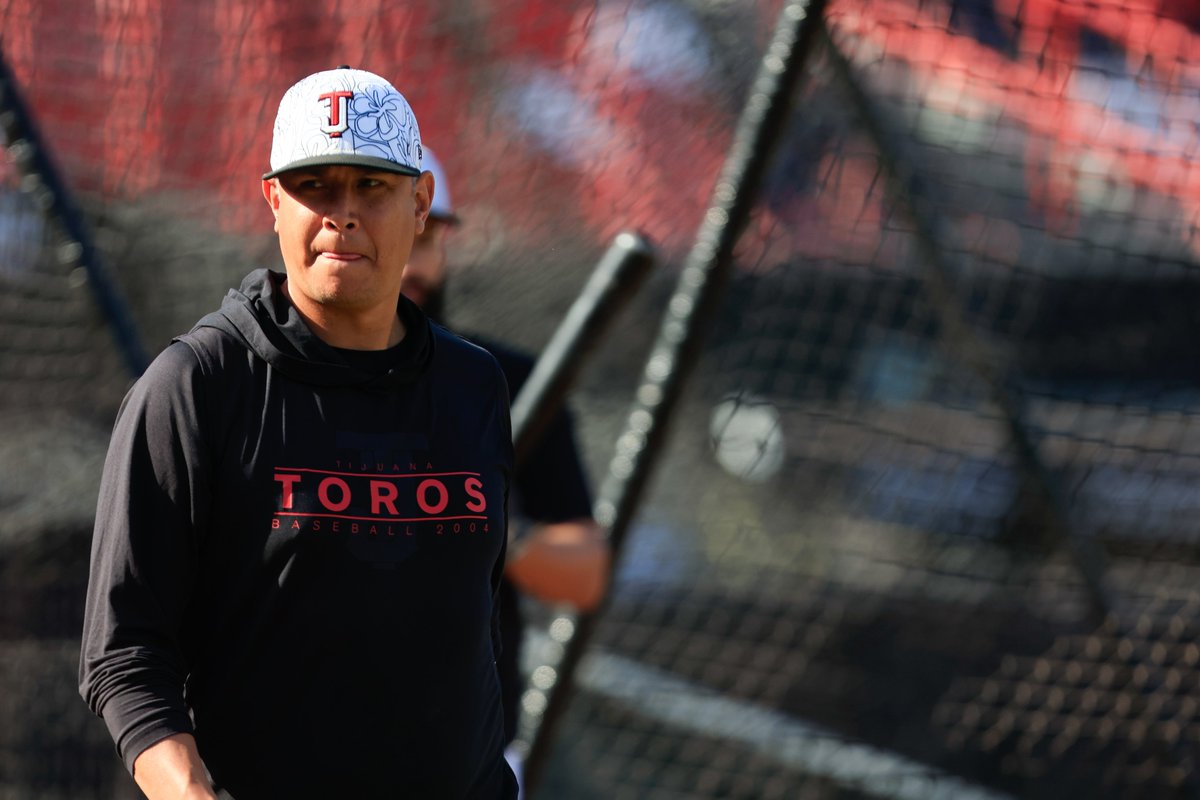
xmin=1 ymin=0 xmax=1198 ymax=797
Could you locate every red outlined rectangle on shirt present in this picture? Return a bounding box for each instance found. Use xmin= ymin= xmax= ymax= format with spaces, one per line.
xmin=272 ymin=467 xmax=490 ymax=525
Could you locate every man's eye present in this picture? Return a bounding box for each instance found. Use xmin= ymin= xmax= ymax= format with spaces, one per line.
xmin=360 ymin=178 xmax=383 ymax=189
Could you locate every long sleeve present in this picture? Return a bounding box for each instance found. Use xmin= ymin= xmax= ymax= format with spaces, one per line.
xmin=79 ymin=342 xmax=212 ymax=773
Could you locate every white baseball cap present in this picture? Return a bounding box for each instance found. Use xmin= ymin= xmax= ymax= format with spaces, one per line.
xmin=264 ymin=66 xmax=423 ymax=179
xmin=423 ymin=147 xmax=458 ymax=224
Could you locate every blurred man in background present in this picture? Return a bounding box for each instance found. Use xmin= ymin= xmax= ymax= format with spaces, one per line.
xmin=404 ymin=148 xmax=611 ymax=787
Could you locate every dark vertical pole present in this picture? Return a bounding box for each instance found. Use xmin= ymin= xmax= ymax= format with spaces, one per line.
xmin=820 ymin=23 xmax=1200 ymax=797
xmin=0 ymin=44 xmax=149 ymax=377
xmin=510 ymin=232 xmax=656 ymax=466
xmin=817 ymin=25 xmax=1113 ymax=624
xmin=517 ymin=0 xmax=830 ymax=795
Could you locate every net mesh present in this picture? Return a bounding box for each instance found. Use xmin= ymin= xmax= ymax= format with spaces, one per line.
xmin=2 ymin=0 xmax=1199 ymax=798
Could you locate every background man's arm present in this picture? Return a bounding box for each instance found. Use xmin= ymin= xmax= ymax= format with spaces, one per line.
xmin=505 ymin=518 xmax=610 ymax=611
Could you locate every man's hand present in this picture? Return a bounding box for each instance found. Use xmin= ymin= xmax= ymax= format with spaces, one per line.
xmin=505 ymin=519 xmax=610 ymax=611
xmin=132 ymin=733 xmax=217 ymax=800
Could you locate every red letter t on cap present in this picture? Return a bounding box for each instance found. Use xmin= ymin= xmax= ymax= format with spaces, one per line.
xmin=318 ymin=91 xmax=353 ymax=137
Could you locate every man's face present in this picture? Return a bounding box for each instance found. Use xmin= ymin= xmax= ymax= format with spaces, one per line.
xmin=263 ymin=165 xmax=432 ymax=320
xmin=402 ymin=218 xmax=450 ymax=311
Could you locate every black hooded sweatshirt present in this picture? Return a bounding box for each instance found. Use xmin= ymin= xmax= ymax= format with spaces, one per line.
xmin=80 ymin=269 xmax=517 ymax=799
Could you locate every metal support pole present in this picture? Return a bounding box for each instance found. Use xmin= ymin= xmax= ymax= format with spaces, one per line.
xmin=0 ymin=44 xmax=148 ymax=377
xmin=818 ymin=23 xmax=1113 ymax=624
xmin=517 ymin=0 xmax=830 ymax=794
xmin=510 ymin=232 xmax=656 ymax=465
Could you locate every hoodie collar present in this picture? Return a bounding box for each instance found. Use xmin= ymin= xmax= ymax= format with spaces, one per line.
xmin=189 ymin=268 xmax=433 ymax=388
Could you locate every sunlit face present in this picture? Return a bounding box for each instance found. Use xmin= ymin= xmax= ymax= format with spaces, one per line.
xmin=262 ymin=165 xmax=432 ymax=321
xmin=402 ymin=217 xmax=451 ymax=310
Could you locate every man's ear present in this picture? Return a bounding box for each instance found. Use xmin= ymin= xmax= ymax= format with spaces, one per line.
xmin=413 ymin=171 xmax=434 ymax=235
xmin=262 ymin=179 xmax=280 ymax=231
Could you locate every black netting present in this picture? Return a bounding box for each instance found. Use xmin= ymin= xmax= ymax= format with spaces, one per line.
xmin=2 ymin=0 xmax=1198 ymax=797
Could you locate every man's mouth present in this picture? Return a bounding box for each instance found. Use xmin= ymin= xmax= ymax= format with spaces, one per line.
xmin=319 ymin=251 xmax=363 ymax=262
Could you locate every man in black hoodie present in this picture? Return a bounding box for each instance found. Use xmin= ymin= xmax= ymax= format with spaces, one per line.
xmin=80 ymin=67 xmax=518 ymax=800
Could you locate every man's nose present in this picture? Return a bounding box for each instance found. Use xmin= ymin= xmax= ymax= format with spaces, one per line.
xmin=324 ymin=188 xmax=358 ymax=230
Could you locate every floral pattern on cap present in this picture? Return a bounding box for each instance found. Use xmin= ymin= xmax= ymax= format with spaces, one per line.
xmin=349 ymin=83 xmax=421 ymax=168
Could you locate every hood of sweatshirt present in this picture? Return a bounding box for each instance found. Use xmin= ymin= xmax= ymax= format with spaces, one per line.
xmin=188 ymin=268 xmax=433 ymax=389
